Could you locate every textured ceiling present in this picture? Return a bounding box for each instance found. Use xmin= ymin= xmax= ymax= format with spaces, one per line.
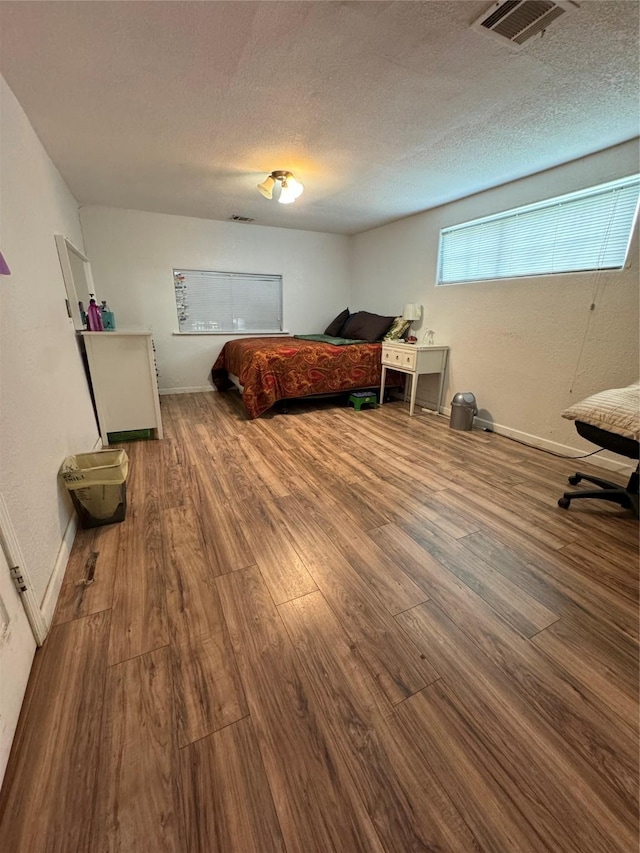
xmin=0 ymin=1 xmax=638 ymax=235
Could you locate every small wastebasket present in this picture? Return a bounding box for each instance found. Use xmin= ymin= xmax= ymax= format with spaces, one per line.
xmin=60 ymin=449 xmax=129 ymax=529
xmin=450 ymin=392 xmax=477 ymax=431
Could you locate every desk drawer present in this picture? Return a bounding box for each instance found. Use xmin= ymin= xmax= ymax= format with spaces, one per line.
xmin=382 ymin=346 xmax=416 ymax=370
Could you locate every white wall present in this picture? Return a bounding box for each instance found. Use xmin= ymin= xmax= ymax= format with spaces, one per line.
xmin=351 ymin=140 xmax=640 ymax=461
xmin=80 ymin=207 xmax=351 ymax=392
xmin=0 ymin=77 xmax=99 ymax=606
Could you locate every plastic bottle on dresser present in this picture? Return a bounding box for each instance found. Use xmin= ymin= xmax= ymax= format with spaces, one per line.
xmin=86 ymin=297 xmax=104 ymax=331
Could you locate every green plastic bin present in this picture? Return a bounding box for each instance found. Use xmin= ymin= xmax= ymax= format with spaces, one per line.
xmin=107 ymin=428 xmax=153 ymax=443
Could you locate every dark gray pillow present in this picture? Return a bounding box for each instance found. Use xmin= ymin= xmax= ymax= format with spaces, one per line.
xmin=341 ymin=311 xmax=395 ymax=342
xmin=324 ymin=308 xmax=350 ymax=337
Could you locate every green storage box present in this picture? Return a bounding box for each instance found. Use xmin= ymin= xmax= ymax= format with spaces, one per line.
xmin=107 ymin=428 xmax=153 ymax=443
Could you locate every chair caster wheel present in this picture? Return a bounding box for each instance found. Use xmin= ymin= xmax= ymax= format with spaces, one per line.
xmin=558 ymin=497 xmax=571 ymax=509
xmin=568 ymin=475 xmax=581 ymax=486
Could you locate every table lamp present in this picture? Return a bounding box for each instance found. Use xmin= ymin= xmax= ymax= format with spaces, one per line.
xmin=402 ymin=303 xmax=422 ymax=340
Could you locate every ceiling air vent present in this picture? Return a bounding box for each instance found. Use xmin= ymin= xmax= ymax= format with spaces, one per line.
xmin=472 ymin=0 xmax=578 ymax=48
xmin=229 ymin=215 xmax=255 ymax=223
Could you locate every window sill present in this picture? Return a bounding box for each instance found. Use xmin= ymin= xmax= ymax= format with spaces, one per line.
xmin=172 ymin=331 xmax=290 ymax=336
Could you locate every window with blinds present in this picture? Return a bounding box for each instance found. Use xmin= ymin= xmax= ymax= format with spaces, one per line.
xmin=437 ymin=174 xmax=640 ymax=286
xmin=173 ymin=269 xmax=283 ymax=333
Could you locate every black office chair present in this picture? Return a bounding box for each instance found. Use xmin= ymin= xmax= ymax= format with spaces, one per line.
xmin=558 ymin=420 xmax=639 ymax=518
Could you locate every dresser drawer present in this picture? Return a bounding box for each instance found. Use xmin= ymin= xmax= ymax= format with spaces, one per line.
xmin=382 ymin=346 xmax=417 ymax=370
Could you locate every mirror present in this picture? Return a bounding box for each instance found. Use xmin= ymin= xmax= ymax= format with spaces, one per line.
xmin=55 ymin=235 xmax=95 ymax=330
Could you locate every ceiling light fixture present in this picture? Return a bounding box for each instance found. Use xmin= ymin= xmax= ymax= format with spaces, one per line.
xmin=257 ymin=170 xmax=304 ymax=204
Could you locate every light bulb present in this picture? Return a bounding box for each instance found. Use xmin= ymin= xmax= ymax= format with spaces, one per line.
xmin=278 ymin=179 xmax=296 ymax=204
xmin=286 ymin=176 xmax=304 ymax=199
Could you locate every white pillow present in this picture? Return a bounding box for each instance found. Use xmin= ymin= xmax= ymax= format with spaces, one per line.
xmin=562 ymin=383 xmax=640 ymax=441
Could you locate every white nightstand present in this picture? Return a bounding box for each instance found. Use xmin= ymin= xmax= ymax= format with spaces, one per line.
xmin=380 ymin=343 xmax=449 ymax=417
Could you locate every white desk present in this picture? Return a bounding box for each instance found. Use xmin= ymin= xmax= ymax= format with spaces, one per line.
xmin=380 ymin=343 xmax=449 ymax=417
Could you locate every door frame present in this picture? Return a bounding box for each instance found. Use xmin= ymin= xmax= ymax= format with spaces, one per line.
xmin=0 ymin=495 xmax=47 ymax=646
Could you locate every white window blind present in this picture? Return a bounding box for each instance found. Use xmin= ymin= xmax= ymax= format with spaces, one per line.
xmin=173 ymin=269 xmax=283 ymax=333
xmin=437 ymin=175 xmax=640 ymax=286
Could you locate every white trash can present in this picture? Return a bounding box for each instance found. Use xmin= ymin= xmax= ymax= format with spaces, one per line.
xmin=60 ymin=449 xmax=129 ymax=528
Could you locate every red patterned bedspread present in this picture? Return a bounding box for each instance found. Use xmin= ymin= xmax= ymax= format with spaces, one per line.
xmin=211 ymin=336 xmax=401 ymax=418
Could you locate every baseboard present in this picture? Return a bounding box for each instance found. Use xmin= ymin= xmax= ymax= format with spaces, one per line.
xmin=159 ymin=386 xmax=213 ymax=395
xmin=40 ymin=512 xmax=78 ymax=630
xmin=427 ymin=404 xmax=634 ymax=476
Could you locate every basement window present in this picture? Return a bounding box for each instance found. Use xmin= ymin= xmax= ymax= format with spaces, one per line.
xmin=173 ymin=269 xmax=283 ymax=334
xmin=437 ymin=175 xmax=640 ymax=286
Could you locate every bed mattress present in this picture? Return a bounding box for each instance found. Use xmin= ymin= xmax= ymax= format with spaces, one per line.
xmin=211 ymin=336 xmax=401 ymax=418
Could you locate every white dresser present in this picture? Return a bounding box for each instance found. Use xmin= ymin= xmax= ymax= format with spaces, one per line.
xmin=81 ymin=332 xmax=163 ymax=445
xmin=380 ymin=343 xmax=449 ymax=417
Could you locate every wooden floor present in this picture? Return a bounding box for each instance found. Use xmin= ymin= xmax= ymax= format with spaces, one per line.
xmin=1 ymin=390 xmax=638 ymax=852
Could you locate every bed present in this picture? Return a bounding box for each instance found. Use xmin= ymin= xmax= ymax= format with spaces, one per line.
xmin=211 ymin=335 xmax=403 ymax=419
